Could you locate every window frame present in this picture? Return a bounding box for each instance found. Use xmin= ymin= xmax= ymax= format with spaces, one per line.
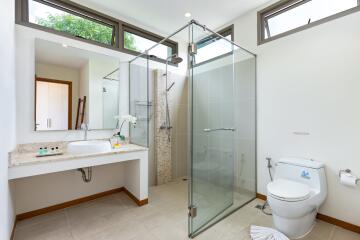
xmin=17 ymin=0 xmax=120 ymax=47
xmin=257 ymin=0 xmax=360 ymax=45
xmin=197 ymin=25 xmax=234 ymax=49
xmin=193 ymin=25 xmax=234 ymax=67
xmin=121 ymin=24 xmax=178 ymax=64
xmin=15 ymin=0 xmax=179 ymax=64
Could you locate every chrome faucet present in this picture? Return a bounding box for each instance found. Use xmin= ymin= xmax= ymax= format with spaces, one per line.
xmin=81 ymin=123 xmax=89 ymax=140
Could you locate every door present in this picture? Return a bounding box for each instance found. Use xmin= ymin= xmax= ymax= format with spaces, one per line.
xmin=188 ymin=31 xmax=236 ymax=236
xmin=36 ymin=81 xmax=50 ymax=130
xmin=36 ymin=79 xmax=70 ymax=131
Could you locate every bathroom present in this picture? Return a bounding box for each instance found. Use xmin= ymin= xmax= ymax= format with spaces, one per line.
xmin=0 ymin=0 xmax=360 ymax=240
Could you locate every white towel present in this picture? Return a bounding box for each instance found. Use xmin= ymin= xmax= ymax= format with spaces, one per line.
xmin=250 ymin=225 xmax=289 ymax=240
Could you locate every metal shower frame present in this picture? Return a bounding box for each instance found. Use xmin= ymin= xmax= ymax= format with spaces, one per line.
xmin=128 ymin=19 xmax=257 ymax=239
xmin=129 ymin=19 xmax=256 ymax=64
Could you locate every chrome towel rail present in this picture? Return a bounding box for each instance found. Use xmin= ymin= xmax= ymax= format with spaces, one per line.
xmin=203 ymin=128 xmax=236 ymax=132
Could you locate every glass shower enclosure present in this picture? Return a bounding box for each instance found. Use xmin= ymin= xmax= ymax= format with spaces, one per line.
xmin=128 ymin=20 xmax=256 ymax=238
xmin=189 ymin=23 xmax=256 ymax=237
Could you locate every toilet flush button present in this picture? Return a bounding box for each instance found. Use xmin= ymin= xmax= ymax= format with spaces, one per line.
xmin=301 ymin=170 xmax=311 ymax=179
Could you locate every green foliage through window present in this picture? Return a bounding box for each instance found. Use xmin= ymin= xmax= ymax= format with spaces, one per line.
xmin=124 ymin=32 xmax=138 ymax=51
xmin=25 ymin=0 xmax=176 ymax=60
xmin=35 ymin=14 xmax=114 ymax=45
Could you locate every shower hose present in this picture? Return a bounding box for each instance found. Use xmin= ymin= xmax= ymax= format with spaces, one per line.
xmin=261 ymin=158 xmax=273 ymax=216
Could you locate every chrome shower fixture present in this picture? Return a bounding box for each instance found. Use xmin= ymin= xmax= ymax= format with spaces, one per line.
xmin=162 ymin=54 xmax=183 ymax=141
xmin=170 ymin=54 xmax=183 ymax=64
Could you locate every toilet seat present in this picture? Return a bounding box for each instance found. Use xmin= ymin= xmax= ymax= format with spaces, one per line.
xmin=267 ymin=179 xmax=310 ymax=202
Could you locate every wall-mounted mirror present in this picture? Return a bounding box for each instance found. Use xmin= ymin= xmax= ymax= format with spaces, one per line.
xmin=35 ymin=39 xmax=120 ymax=131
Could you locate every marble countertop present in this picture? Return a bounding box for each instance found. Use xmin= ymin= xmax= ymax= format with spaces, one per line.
xmin=9 ymin=142 xmax=148 ymax=167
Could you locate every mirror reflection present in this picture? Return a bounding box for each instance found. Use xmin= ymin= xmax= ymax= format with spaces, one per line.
xmin=35 ymin=39 xmax=120 ymax=131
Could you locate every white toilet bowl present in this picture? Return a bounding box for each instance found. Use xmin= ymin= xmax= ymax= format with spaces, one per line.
xmin=266 ymin=158 xmax=327 ymax=239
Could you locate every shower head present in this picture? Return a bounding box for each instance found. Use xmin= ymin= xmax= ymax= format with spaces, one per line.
xmin=162 ymin=54 xmax=183 ymax=77
xmin=149 ymin=54 xmax=182 ymax=64
xmin=171 ymin=56 xmax=183 ymax=64
xmin=168 ymin=54 xmax=183 ymax=64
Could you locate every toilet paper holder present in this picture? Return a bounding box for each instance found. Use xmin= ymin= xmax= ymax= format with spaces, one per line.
xmin=339 ymin=169 xmax=359 ymax=184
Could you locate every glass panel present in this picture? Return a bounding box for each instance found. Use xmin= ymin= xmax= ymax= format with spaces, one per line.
xmin=190 ymin=25 xmax=235 ymax=234
xmin=29 ymin=0 xmax=114 ymax=45
xmin=189 ymin=24 xmax=256 ymax=237
xmin=129 ymin=57 xmax=149 ymax=147
xmin=195 ymin=34 xmax=232 ymax=64
xmin=266 ymin=0 xmax=358 ymax=38
xmin=124 ymin=31 xmax=173 ymax=59
xmin=102 ymin=79 xmax=119 ymax=129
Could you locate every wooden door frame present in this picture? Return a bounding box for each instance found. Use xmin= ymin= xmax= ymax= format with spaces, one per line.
xmin=35 ymin=77 xmax=73 ymax=130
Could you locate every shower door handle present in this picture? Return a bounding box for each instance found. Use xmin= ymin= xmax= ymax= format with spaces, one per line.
xmin=203 ymin=128 xmax=236 ymax=132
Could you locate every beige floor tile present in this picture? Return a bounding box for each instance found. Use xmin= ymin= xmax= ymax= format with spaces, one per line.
xmin=149 ymin=223 xmax=189 ymax=240
xmin=221 ymin=226 xmax=252 ymax=240
xmin=69 ymin=215 xmax=111 ymax=239
xmin=330 ymin=227 xmax=360 ymax=240
xmin=15 ymin=229 xmax=75 ymax=240
xmin=130 ymin=232 xmax=160 ymax=240
xmin=16 ymin=209 xmax=67 ymax=229
xmin=194 ymin=223 xmax=230 ymax=240
xmin=299 ymin=220 xmax=335 ymax=240
xmin=14 ymin=180 xmax=359 ymax=240
xmin=86 ymin=222 xmax=151 ymax=240
xmin=14 ymin=213 xmax=73 ymax=240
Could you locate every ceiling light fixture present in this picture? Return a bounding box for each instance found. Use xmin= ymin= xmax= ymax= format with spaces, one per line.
xmin=184 ymin=12 xmax=191 ymax=18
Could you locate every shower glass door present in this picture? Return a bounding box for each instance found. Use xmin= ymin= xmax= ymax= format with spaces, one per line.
xmin=189 ymin=24 xmax=236 ymax=236
xmin=189 ymin=23 xmax=257 ymax=237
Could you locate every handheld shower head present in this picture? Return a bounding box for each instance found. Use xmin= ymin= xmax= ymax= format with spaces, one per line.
xmin=167 ymin=82 xmax=175 ymax=92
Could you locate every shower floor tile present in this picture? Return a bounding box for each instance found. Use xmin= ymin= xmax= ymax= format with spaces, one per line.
xmin=14 ymin=180 xmax=359 ymax=240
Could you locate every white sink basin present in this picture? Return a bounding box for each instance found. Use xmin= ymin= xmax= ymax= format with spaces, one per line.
xmin=67 ymin=140 xmax=111 ymax=155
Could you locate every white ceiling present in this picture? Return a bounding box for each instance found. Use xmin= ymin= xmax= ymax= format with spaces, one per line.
xmin=81 ymin=0 xmax=270 ymax=36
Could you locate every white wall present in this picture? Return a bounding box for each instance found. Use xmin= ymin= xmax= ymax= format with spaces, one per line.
xmin=0 ymin=0 xmax=16 ymax=238
xmin=13 ymin=163 xmax=125 ymax=214
xmin=36 ymin=63 xmax=80 ymax=129
xmin=226 ymin=3 xmax=360 ymax=225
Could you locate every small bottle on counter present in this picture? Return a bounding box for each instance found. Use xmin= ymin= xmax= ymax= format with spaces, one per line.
xmin=38 ymin=147 xmax=44 ymax=155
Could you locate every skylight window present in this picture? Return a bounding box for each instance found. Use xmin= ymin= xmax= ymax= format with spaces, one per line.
xmin=259 ymin=0 xmax=359 ymax=44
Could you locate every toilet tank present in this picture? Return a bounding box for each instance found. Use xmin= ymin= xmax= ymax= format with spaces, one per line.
xmin=274 ymin=158 xmax=326 ymax=192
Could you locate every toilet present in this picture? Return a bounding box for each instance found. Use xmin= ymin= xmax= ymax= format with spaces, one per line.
xmin=266 ymin=158 xmax=327 ymax=239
